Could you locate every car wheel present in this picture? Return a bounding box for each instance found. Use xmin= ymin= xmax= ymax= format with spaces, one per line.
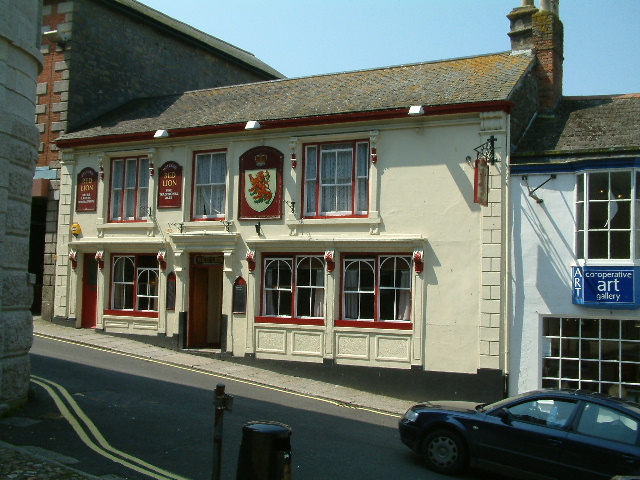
xmin=421 ymin=429 xmax=468 ymax=475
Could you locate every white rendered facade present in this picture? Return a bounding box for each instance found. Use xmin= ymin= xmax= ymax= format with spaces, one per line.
xmin=510 ymin=162 xmax=640 ymax=401
xmin=54 ymin=111 xmax=510 ymax=380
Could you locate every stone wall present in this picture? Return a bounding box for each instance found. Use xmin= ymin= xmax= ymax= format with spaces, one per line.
xmin=0 ymin=0 xmax=43 ymax=414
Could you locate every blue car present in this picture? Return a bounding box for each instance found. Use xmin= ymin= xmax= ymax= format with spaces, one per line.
xmin=399 ymin=389 xmax=640 ymax=479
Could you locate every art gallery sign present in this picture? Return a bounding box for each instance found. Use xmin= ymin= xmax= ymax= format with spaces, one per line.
xmin=572 ymin=266 xmax=640 ymax=309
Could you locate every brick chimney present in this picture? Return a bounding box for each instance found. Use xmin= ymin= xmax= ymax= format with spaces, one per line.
xmin=508 ymin=0 xmax=564 ymax=111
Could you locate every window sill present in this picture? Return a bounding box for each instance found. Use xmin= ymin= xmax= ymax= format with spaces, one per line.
xmin=104 ymin=310 xmax=158 ymax=318
xmin=335 ymin=320 xmax=412 ymax=330
xmin=286 ymin=212 xmax=381 ymax=234
xmin=98 ymin=222 xmax=155 ymax=237
xmin=255 ymin=316 xmax=324 ymax=326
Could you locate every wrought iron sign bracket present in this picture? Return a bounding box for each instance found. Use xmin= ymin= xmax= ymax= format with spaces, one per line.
xmin=522 ymin=175 xmax=556 ymax=204
xmin=474 ymin=135 xmax=498 ymax=165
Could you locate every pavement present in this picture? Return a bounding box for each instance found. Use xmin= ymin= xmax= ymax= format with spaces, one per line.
xmin=0 ymin=317 xmax=415 ymax=479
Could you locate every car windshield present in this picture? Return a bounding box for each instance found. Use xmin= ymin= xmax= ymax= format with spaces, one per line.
xmin=475 ymin=392 xmax=535 ymax=413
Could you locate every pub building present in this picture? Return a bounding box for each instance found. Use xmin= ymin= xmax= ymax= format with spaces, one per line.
xmin=50 ymin=1 xmax=628 ymax=400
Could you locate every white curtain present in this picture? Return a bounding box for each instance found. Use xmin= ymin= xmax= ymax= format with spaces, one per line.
xmin=312 ymin=268 xmax=324 ymax=317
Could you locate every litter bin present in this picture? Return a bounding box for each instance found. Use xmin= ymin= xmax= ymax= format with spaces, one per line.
xmin=236 ymin=421 xmax=292 ymax=480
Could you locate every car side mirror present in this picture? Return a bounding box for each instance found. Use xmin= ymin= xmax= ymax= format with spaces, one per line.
xmin=496 ymin=408 xmax=512 ymax=424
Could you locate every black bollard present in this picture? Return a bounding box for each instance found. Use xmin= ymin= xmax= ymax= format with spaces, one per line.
xmin=212 ymin=384 xmax=233 ymax=480
xmin=236 ymin=421 xmax=292 ymax=480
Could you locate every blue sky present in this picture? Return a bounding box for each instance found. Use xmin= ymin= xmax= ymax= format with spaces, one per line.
xmin=138 ymin=0 xmax=639 ymax=97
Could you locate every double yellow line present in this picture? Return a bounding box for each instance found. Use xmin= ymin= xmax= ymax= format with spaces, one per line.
xmin=31 ymin=375 xmax=190 ymax=480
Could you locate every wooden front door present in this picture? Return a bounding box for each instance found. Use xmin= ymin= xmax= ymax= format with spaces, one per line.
xmin=189 ymin=265 xmax=223 ymax=348
xmin=81 ymin=253 xmax=98 ymax=328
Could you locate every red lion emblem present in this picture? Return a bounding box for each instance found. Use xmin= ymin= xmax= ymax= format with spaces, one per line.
xmin=248 ymin=170 xmax=273 ymax=204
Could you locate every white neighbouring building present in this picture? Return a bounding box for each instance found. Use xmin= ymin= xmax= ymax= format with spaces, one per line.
xmin=509 ymin=94 xmax=640 ymax=402
xmin=50 ymin=1 xmax=567 ymax=401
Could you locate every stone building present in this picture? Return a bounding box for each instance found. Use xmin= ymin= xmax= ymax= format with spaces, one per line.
xmin=33 ymin=0 xmax=282 ymax=320
xmin=1 ymin=0 xmax=43 ymax=414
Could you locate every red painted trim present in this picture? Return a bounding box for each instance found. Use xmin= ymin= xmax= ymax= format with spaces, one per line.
xmin=335 ymin=320 xmax=413 ymax=330
xmin=255 ymin=316 xmax=324 ymax=326
xmin=302 ymin=139 xmax=371 ymax=218
xmin=55 ymin=101 xmax=514 ymax=148
xmin=109 ymin=156 xmax=149 ymax=222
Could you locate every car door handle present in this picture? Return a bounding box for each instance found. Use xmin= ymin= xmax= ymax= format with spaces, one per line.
xmin=547 ymin=438 xmax=563 ymax=447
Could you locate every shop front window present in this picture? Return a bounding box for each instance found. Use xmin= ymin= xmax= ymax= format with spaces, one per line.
xmin=260 ymin=255 xmax=325 ymax=325
xmin=542 ymin=316 xmax=640 ymax=402
xmin=109 ymin=255 xmax=159 ymax=316
xmin=340 ymin=255 xmax=412 ymax=327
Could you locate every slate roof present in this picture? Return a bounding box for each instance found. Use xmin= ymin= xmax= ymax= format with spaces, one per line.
xmin=512 ymin=94 xmax=640 ymax=163
xmin=112 ymin=0 xmax=283 ymax=78
xmin=58 ymin=51 xmax=535 ymax=142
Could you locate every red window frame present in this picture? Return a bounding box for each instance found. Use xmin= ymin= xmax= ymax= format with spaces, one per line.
xmin=256 ymin=254 xmax=325 ymax=326
xmin=337 ymin=254 xmax=413 ymax=330
xmin=109 ymin=156 xmax=149 ymax=222
xmin=303 ymin=140 xmax=369 ymax=218
xmin=104 ymin=254 xmax=159 ymax=318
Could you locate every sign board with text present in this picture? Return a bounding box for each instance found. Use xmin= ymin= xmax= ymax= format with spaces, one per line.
xmin=76 ymin=167 xmax=98 ymax=211
xmin=572 ymin=266 xmax=639 ymax=309
xmin=157 ymin=161 xmax=183 ymax=208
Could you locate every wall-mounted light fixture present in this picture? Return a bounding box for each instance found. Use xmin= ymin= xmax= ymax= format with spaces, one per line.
xmin=325 ymin=249 xmax=335 ymax=273
xmin=95 ymin=250 xmax=104 ymax=270
xmin=44 ymin=30 xmax=68 ymax=48
xmin=255 ymin=222 xmax=262 ymax=235
xmin=69 ymin=249 xmax=77 ymax=270
xmin=245 ymin=120 xmax=261 ymax=130
xmin=222 ymin=220 xmax=232 ymax=232
xmin=408 ymin=105 xmax=424 ymax=116
xmin=289 ymin=137 xmax=298 ymax=168
xmin=157 ymin=250 xmax=167 ymax=270
xmin=246 ymin=249 xmax=256 ymax=272
xmin=154 ymin=129 xmax=169 ymax=138
xmin=413 ymin=248 xmax=424 ymax=274
xmin=285 ymin=200 xmax=296 ymax=214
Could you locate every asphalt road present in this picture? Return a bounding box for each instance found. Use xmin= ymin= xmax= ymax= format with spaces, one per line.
xmin=1 ymin=336 xmax=500 ymax=480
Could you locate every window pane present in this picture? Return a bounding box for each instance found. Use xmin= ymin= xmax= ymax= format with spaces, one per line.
xmin=588 ymin=172 xmax=609 ymax=200
xmin=588 ymin=201 xmax=608 ymax=229
xmin=588 ymin=231 xmax=608 ymax=258
xmin=610 ymin=231 xmax=630 ymax=259
xmin=305 ymin=147 xmax=317 ymax=180
xmin=138 ymin=158 xmax=149 ymax=188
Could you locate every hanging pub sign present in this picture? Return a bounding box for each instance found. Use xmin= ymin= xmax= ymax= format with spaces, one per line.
xmin=157 ymin=161 xmax=183 ymax=208
xmin=76 ymin=167 xmax=98 ymax=212
xmin=572 ymin=266 xmax=640 ymax=310
xmin=238 ymin=146 xmax=283 ymax=219
xmin=474 ymin=158 xmax=489 ymax=206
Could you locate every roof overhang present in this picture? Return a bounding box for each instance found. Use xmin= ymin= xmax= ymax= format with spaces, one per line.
xmin=56 ymin=100 xmax=514 ymax=149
